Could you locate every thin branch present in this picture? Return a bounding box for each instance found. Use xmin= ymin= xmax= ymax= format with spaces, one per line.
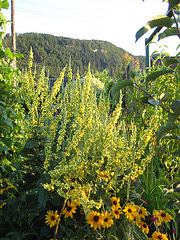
xmin=54 ymin=195 xmax=68 ymax=240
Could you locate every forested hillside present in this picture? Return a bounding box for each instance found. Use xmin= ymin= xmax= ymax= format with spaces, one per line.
xmin=3 ymin=33 xmax=145 ymax=78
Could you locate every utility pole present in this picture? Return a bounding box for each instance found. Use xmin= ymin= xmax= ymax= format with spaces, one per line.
xmin=11 ymin=0 xmax=16 ymax=68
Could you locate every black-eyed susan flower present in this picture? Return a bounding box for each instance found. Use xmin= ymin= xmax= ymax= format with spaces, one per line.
xmin=63 ymin=201 xmax=77 ymax=218
xmin=111 ymin=196 xmax=120 ymax=209
xmin=123 ymin=203 xmax=136 ymax=221
xmin=101 ymin=211 xmax=114 ymax=228
xmin=132 ymin=214 xmax=141 ymax=226
xmin=111 ymin=205 xmax=122 ymax=219
xmin=134 ymin=205 xmax=148 ymax=220
xmin=150 ymin=231 xmax=168 ymax=240
xmin=140 ymin=222 xmax=149 ymax=234
xmin=45 ymin=210 xmax=59 ymax=228
xmin=153 ymin=210 xmax=172 ymax=226
xmin=86 ymin=210 xmax=103 ymax=230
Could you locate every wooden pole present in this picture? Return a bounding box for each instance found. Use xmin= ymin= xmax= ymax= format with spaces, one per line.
xmin=11 ymin=0 xmax=16 ymax=68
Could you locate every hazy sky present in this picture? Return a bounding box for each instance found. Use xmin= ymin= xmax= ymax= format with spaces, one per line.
xmin=3 ymin=0 xmax=180 ymax=56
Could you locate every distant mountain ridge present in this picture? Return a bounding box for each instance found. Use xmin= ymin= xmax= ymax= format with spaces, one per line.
xmin=3 ymin=33 xmax=145 ymax=78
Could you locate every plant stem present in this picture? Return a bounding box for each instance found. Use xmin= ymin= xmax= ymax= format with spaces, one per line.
xmin=54 ymin=196 xmax=68 ymax=240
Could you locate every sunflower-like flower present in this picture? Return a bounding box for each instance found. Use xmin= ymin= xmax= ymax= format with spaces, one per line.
xmin=111 ymin=205 xmax=122 ymax=219
xmin=101 ymin=211 xmax=114 ymax=228
xmin=150 ymin=231 xmax=168 ymax=240
xmin=153 ymin=210 xmax=172 ymax=226
xmin=63 ymin=201 xmax=77 ymax=218
xmin=86 ymin=210 xmax=103 ymax=230
xmin=140 ymin=222 xmax=149 ymax=235
xmin=111 ymin=196 xmax=120 ymax=209
xmin=132 ymin=214 xmax=142 ymax=226
xmin=123 ymin=203 xmax=137 ymax=221
xmin=45 ymin=210 xmax=59 ymax=228
xmin=134 ymin=205 xmax=148 ymax=220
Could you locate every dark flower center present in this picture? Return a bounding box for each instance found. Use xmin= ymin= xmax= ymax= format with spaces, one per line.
xmin=67 ymin=206 xmax=72 ymax=212
xmin=51 ymin=216 xmax=55 ymax=220
xmin=115 ymin=210 xmax=119 ymax=214
xmin=128 ymin=209 xmax=132 ymax=213
xmin=104 ymin=218 xmax=108 ymax=222
xmin=143 ymin=224 xmax=147 ymax=228
xmin=161 ymin=212 xmax=166 ymax=218
xmin=158 ymin=236 xmax=163 ymax=240
xmin=138 ymin=209 xmax=142 ymax=214
xmin=93 ymin=215 xmax=99 ymax=222
xmin=113 ymin=201 xmax=117 ymax=205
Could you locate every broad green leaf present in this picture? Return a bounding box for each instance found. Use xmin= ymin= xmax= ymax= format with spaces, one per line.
xmin=171 ymin=100 xmax=180 ymax=111
xmin=24 ymin=138 xmax=39 ymax=149
xmin=13 ymin=52 xmax=24 ymax=58
xmin=162 ymin=57 xmax=179 ymax=67
xmin=129 ymin=70 xmax=136 ymax=78
xmin=148 ymin=99 xmax=161 ymax=106
xmin=156 ymin=123 xmax=178 ymax=143
xmin=146 ymin=68 xmax=174 ymax=83
xmin=136 ymin=15 xmax=174 ymax=42
xmin=168 ymin=104 xmax=180 ymax=123
xmin=168 ymin=0 xmax=180 ymax=10
xmin=5 ymin=47 xmax=13 ymax=59
xmin=0 ymin=48 xmax=5 ymax=58
xmin=158 ymin=27 xmax=179 ymax=41
xmin=0 ymin=0 xmax=9 ymax=9
xmin=38 ymin=188 xmax=48 ymax=208
xmin=111 ymin=79 xmax=133 ymax=99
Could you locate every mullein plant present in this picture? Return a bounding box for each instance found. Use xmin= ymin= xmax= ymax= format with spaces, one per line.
xmin=43 ymin=64 xmax=160 ymax=210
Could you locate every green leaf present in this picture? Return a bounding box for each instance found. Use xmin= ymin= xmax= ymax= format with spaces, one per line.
xmin=148 ymin=99 xmax=161 ymax=106
xmin=111 ymin=79 xmax=133 ymax=99
xmin=168 ymin=104 xmax=180 ymax=123
xmin=136 ymin=15 xmax=174 ymax=42
xmin=38 ymin=188 xmax=49 ymax=208
xmin=156 ymin=123 xmax=178 ymax=143
xmin=168 ymin=0 xmax=180 ymax=10
xmin=129 ymin=70 xmax=136 ymax=78
xmin=0 ymin=48 xmax=5 ymax=58
xmin=146 ymin=68 xmax=174 ymax=83
xmin=162 ymin=57 xmax=179 ymax=67
xmin=13 ymin=52 xmax=24 ymax=58
xmin=171 ymin=100 xmax=180 ymax=112
xmin=0 ymin=0 xmax=9 ymax=9
xmin=158 ymin=27 xmax=179 ymax=41
xmin=159 ymin=177 xmax=170 ymax=187
xmin=24 ymin=138 xmax=39 ymax=149
xmin=5 ymin=47 xmax=13 ymax=59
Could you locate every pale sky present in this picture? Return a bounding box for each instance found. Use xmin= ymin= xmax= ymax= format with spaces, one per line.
xmin=3 ymin=0 xmax=180 ymax=56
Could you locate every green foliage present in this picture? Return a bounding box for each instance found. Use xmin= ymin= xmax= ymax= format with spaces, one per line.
xmin=3 ymin=33 xmax=146 ymax=78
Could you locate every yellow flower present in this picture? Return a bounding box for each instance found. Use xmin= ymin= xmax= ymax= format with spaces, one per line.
xmin=111 ymin=196 xmax=120 ymax=208
xmin=111 ymin=205 xmax=122 ymax=219
xmin=134 ymin=205 xmax=148 ymax=219
xmin=101 ymin=211 xmax=114 ymax=228
xmin=63 ymin=201 xmax=77 ymax=218
xmin=150 ymin=231 xmax=168 ymax=240
xmin=132 ymin=214 xmax=142 ymax=226
xmin=86 ymin=210 xmax=103 ymax=230
xmin=0 ymin=203 xmax=6 ymax=208
xmin=153 ymin=210 xmax=172 ymax=226
xmin=123 ymin=203 xmax=137 ymax=221
xmin=140 ymin=222 xmax=149 ymax=234
xmin=45 ymin=210 xmax=59 ymax=228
